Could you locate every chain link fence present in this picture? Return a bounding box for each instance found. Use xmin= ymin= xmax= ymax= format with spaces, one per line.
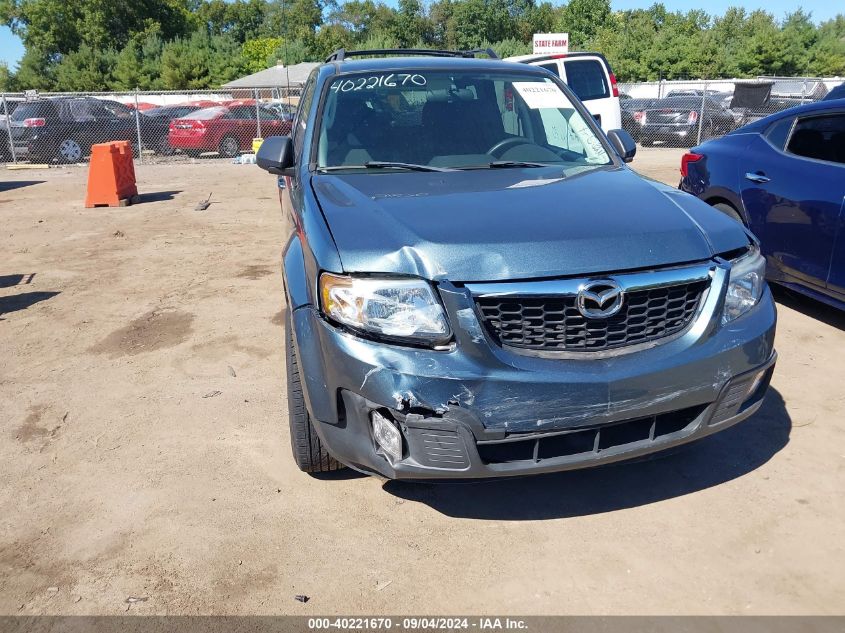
xmin=2 ymin=76 xmax=841 ymax=167
xmin=1 ymin=88 xmax=302 ymax=166
xmin=618 ymin=77 xmax=838 ymax=149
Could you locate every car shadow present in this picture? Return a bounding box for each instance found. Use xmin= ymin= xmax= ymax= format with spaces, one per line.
xmin=382 ymin=388 xmax=790 ymax=520
xmin=0 ymin=180 xmax=44 ymax=192
xmin=0 ymin=291 xmax=60 ymax=317
xmin=771 ymin=285 xmax=845 ymax=331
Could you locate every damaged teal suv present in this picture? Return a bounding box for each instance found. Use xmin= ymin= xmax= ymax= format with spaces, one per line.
xmin=256 ymin=49 xmax=777 ymax=479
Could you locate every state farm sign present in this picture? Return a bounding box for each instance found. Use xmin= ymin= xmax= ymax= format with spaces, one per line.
xmin=532 ymin=33 xmax=569 ymax=55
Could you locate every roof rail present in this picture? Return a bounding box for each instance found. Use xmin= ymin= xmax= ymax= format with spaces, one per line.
xmin=325 ymin=48 xmax=500 ymax=63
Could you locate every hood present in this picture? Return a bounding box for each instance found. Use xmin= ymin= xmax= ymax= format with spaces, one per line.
xmin=312 ymin=166 xmax=749 ymax=282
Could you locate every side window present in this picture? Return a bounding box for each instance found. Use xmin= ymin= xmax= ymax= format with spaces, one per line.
xmin=562 ymin=59 xmax=609 ymax=101
xmin=764 ymin=117 xmax=794 ymax=150
xmin=231 ymin=107 xmax=254 ymax=120
xmin=538 ymin=62 xmax=559 ymax=77
xmin=293 ymin=72 xmax=318 ymax=157
xmin=786 ymin=114 xmax=845 ymax=164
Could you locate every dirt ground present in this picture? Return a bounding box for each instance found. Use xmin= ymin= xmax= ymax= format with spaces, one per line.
xmin=1 ymin=148 xmax=844 ymax=616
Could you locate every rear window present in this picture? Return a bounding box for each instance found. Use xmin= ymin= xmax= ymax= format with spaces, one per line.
xmin=563 ymin=59 xmax=609 ymax=101
xmin=11 ymin=102 xmax=56 ymax=121
xmin=185 ymin=106 xmax=227 ymax=120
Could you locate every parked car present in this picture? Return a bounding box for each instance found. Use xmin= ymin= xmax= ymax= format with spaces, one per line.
xmin=638 ymin=96 xmax=737 ymax=146
xmin=1 ymin=97 xmax=23 ymax=161
xmin=730 ymin=80 xmax=828 ymax=126
xmin=9 ymin=97 xmax=137 ymax=163
xmin=822 ymin=82 xmax=845 ymax=101
xmin=679 ymin=100 xmax=845 ymax=310
xmin=168 ymin=105 xmax=292 ymax=157
xmin=137 ymin=104 xmax=206 ymax=155
xmin=620 ymin=98 xmax=655 ymax=141
xmin=253 ymin=49 xmax=776 ymax=479
xmin=98 ymin=98 xmax=178 ymax=156
xmin=666 ymin=89 xmax=706 ymax=97
xmin=505 ymin=52 xmax=622 ymax=132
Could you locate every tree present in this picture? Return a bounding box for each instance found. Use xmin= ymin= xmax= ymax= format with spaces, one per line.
xmin=265 ymin=0 xmax=324 ymax=41
xmin=160 ymin=31 xmax=243 ymax=89
xmin=12 ymin=46 xmax=57 ymax=90
xmin=556 ymin=0 xmax=611 ymax=49
xmin=327 ymin=0 xmax=396 ymax=41
xmin=53 ymin=44 xmax=118 ymax=91
xmin=390 ymin=0 xmax=431 ymax=47
xmin=811 ymin=16 xmax=845 ymax=76
xmin=194 ymin=0 xmax=267 ymax=42
xmin=310 ymin=24 xmax=354 ymax=58
xmin=242 ymin=36 xmax=283 ymax=72
xmin=112 ymin=30 xmax=165 ymax=90
xmin=0 ymin=61 xmax=11 ymax=91
xmin=450 ymin=0 xmax=516 ymax=49
xmin=268 ymin=38 xmax=312 ymax=65
xmin=2 ymin=0 xmax=192 ymax=57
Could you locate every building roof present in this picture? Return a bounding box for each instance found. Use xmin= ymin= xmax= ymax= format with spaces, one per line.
xmin=222 ymin=62 xmax=320 ymax=88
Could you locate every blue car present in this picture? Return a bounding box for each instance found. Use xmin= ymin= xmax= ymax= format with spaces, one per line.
xmin=255 ymin=49 xmax=776 ymax=480
xmin=680 ymin=99 xmax=845 ymax=311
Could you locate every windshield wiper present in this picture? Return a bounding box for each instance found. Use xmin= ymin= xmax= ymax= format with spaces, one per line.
xmin=487 ymin=160 xmax=552 ymax=168
xmin=317 ymin=162 xmax=454 ymax=173
xmin=364 ymin=161 xmax=456 ymax=172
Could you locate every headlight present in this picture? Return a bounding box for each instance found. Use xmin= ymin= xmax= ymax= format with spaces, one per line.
xmin=319 ymin=273 xmax=451 ymax=344
xmin=723 ymin=246 xmax=766 ymax=324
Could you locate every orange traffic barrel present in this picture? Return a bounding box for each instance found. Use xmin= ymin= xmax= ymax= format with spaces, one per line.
xmin=85 ymin=141 xmax=140 ymax=208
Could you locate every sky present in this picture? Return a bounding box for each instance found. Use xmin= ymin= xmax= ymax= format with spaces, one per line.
xmin=0 ymin=1 xmax=840 ymax=71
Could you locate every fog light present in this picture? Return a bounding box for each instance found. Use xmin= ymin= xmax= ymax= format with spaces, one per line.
xmin=371 ymin=411 xmax=403 ymax=463
xmin=746 ymin=368 xmax=768 ymax=400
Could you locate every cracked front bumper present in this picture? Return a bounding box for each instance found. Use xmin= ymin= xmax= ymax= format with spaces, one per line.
xmin=290 ymin=277 xmax=777 ymax=480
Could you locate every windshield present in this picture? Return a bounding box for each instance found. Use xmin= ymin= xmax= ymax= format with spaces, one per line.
xmin=317 ymin=70 xmax=611 ymax=171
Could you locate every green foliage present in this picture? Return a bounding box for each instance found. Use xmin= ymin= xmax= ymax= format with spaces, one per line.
xmin=268 ymin=38 xmax=312 ymax=65
xmin=0 ymin=61 xmax=11 ymax=91
xmin=556 ymin=0 xmax=610 ymax=49
xmin=242 ymin=36 xmax=284 ymax=73
xmin=2 ymin=0 xmax=844 ymax=89
xmin=160 ymin=32 xmax=243 ymax=89
xmin=112 ymin=31 xmax=165 ymax=90
xmin=53 ymin=44 xmax=118 ymax=91
xmin=490 ymin=37 xmax=531 ymax=58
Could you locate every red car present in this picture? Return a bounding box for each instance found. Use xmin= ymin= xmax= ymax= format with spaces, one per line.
xmin=168 ymin=105 xmax=292 ymax=157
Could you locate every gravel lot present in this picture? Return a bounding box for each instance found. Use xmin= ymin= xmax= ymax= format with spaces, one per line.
xmin=1 ymin=148 xmax=843 ymax=615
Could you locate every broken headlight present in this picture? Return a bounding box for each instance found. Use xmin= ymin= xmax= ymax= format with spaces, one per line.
xmin=319 ymin=273 xmax=451 ymax=345
xmin=723 ymin=246 xmax=766 ymax=324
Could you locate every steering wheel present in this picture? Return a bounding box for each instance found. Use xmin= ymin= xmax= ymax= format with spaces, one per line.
xmin=486 ymin=137 xmax=529 ymax=157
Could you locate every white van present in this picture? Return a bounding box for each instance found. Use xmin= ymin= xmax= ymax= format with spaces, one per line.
xmin=505 ymin=52 xmax=622 ymax=133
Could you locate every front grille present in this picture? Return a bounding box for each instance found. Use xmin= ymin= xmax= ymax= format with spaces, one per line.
xmin=475 ymin=280 xmax=708 ymax=352
xmin=477 ymin=405 xmax=706 ymax=465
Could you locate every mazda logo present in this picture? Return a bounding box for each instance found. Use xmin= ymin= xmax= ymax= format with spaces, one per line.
xmin=576 ymin=280 xmax=624 ymax=319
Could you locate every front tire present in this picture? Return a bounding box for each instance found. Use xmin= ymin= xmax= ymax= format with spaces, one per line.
xmin=712 ymin=202 xmax=743 ymax=224
xmin=286 ymin=313 xmax=344 ymax=474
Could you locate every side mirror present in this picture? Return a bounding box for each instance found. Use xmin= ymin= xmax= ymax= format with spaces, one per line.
xmin=607 ymin=129 xmax=637 ymax=163
xmin=257 ymin=135 xmax=294 ymax=175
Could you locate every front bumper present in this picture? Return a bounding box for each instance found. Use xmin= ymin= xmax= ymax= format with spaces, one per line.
xmin=290 ymin=269 xmax=777 ymax=480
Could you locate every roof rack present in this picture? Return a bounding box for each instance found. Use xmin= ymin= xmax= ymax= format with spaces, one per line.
xmin=325 ymin=48 xmax=499 ymax=63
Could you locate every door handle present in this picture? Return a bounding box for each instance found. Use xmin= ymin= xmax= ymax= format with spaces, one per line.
xmin=745 ymin=172 xmax=770 ymax=184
